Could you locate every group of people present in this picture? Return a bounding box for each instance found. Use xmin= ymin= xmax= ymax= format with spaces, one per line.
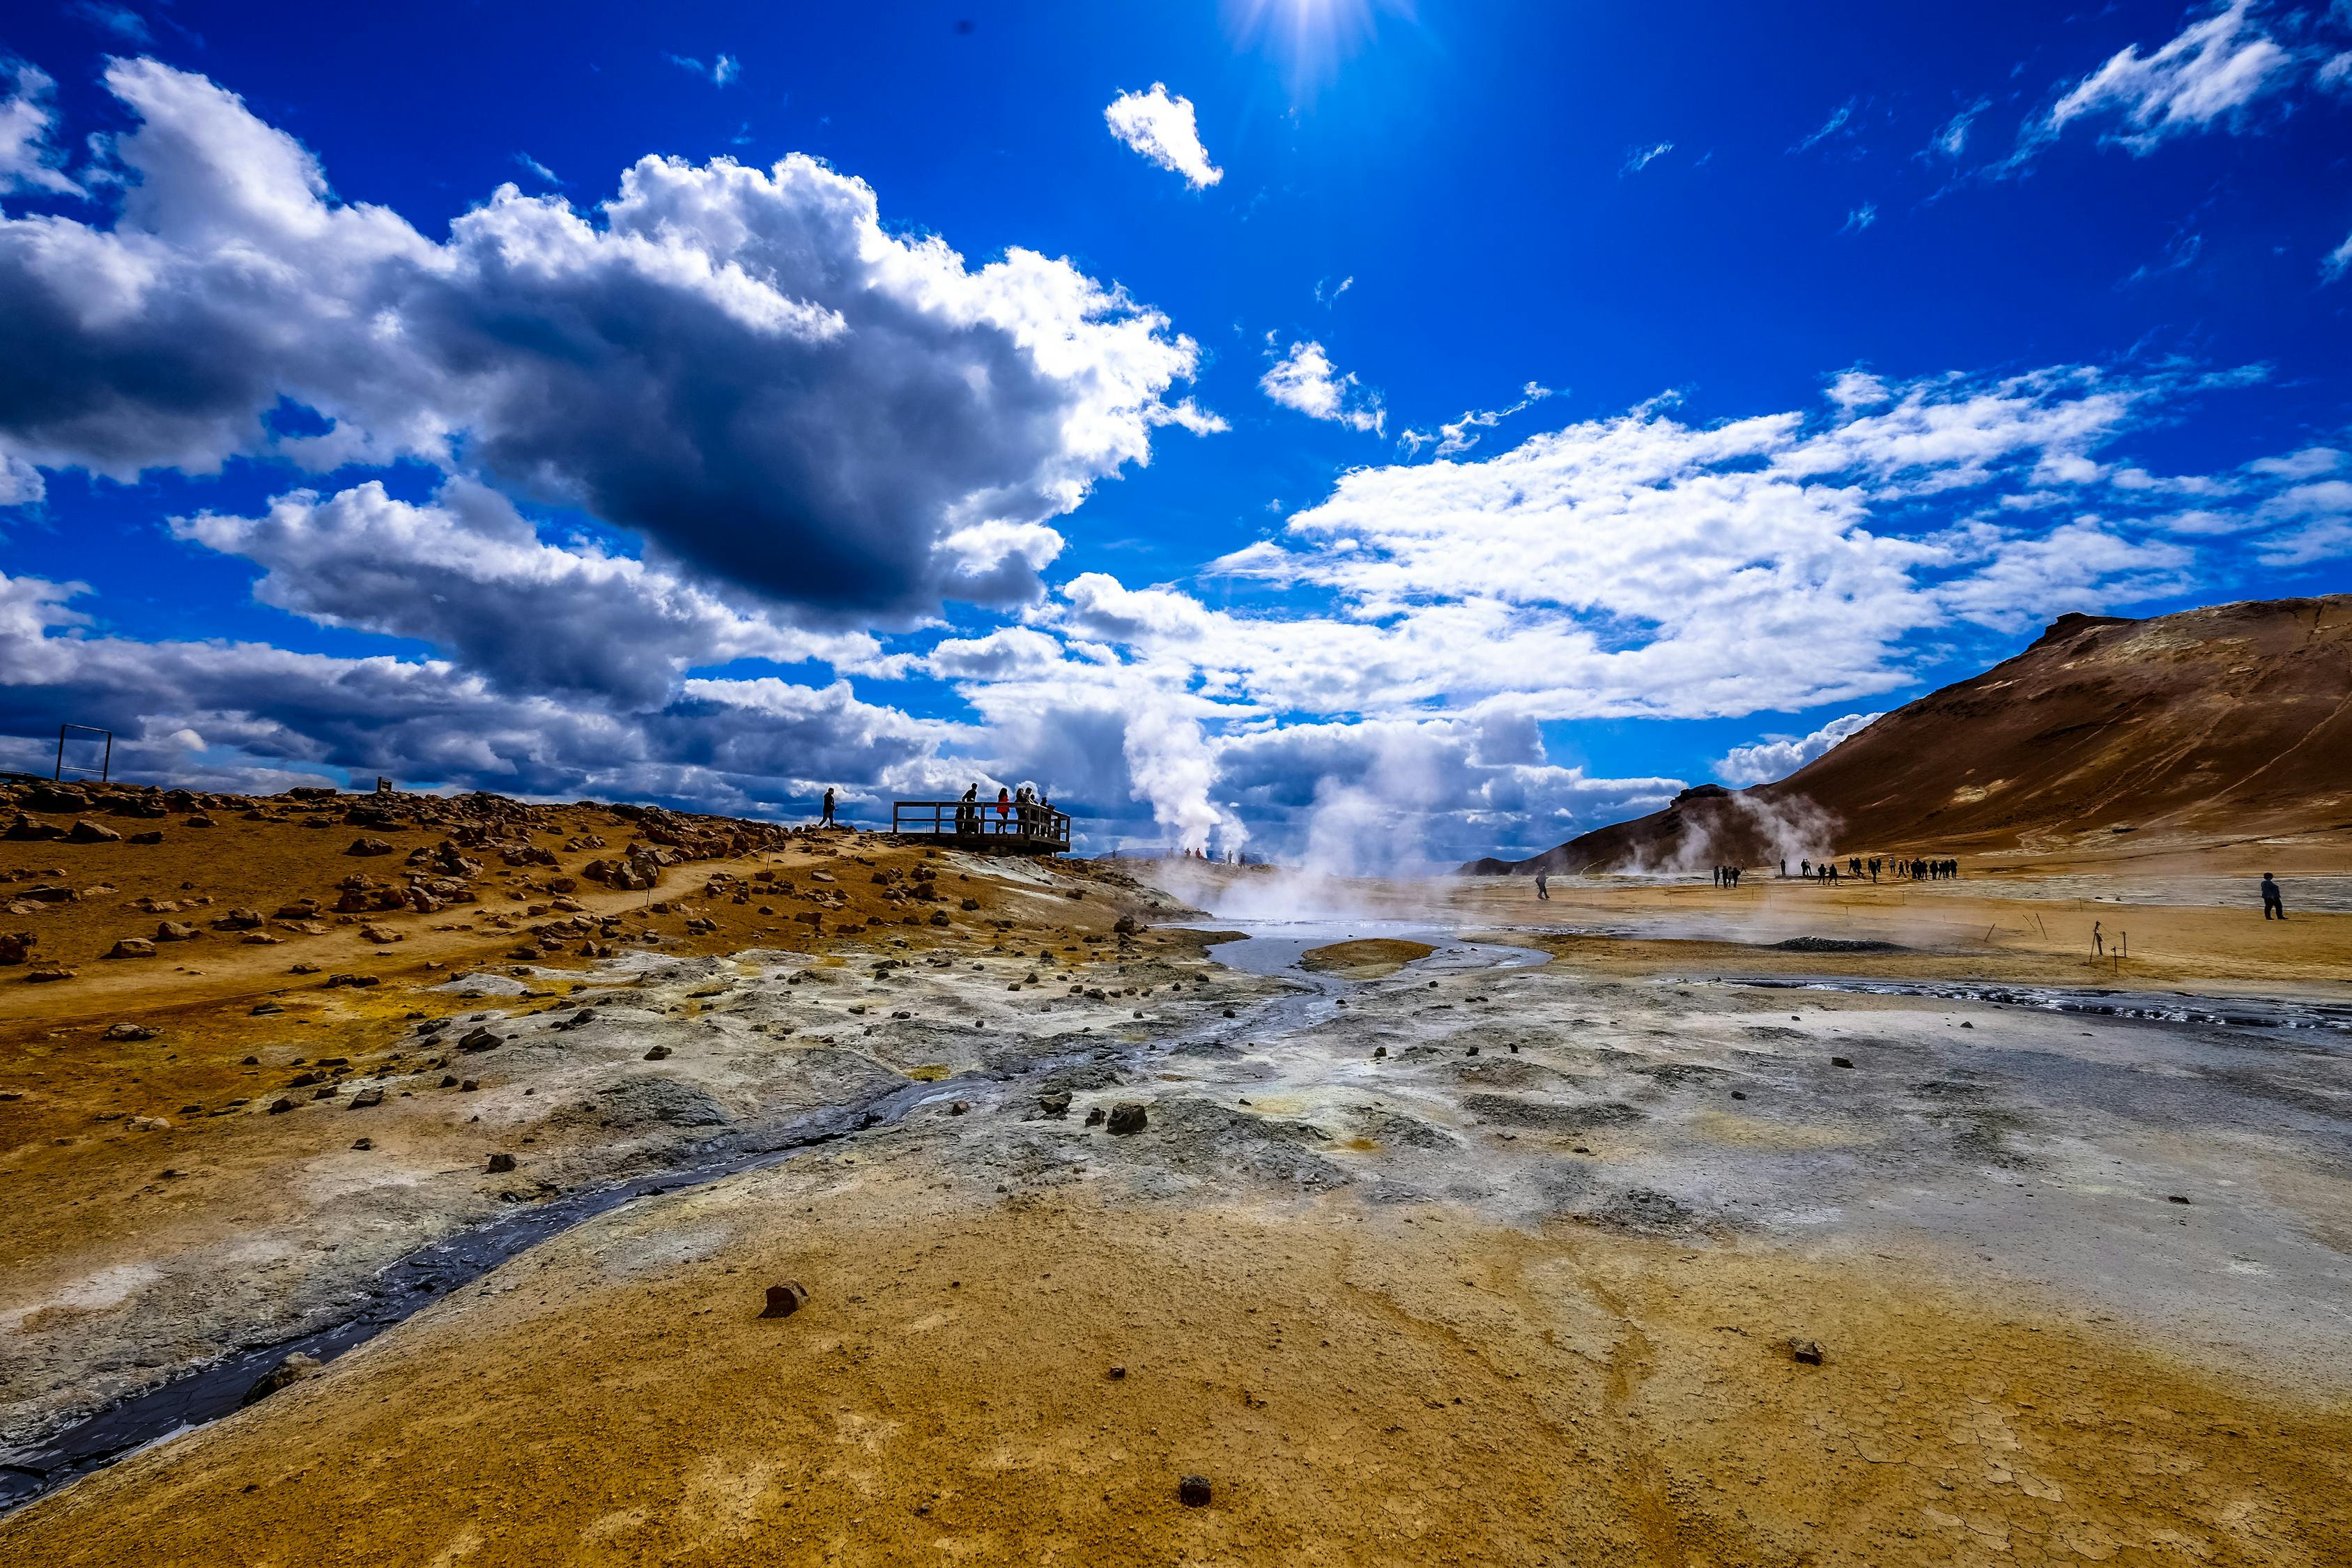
xmin=1768 ymin=855 xmax=1960 ymax=884
xmin=954 ymin=781 xmax=1055 ymax=836
xmin=1710 ymin=865 xmax=1745 ymax=887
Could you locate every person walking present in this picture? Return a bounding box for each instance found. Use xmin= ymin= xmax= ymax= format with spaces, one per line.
xmin=2262 ymin=873 xmax=2286 ymax=921
xmin=1534 ymin=868 xmax=1550 ymax=902
xmin=2092 ymin=921 xmax=2103 ymax=958
xmin=820 ymin=787 xmax=836 ymax=828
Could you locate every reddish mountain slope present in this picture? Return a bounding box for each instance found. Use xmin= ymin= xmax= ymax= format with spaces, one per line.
xmin=1469 ymin=596 xmax=2352 ymax=875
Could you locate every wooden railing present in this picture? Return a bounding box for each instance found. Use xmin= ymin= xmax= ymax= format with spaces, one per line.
xmin=891 ymin=799 xmax=1071 ymax=850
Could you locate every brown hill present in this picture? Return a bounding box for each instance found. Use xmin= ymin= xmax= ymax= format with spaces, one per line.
xmin=1470 ymin=595 xmax=2352 ymax=875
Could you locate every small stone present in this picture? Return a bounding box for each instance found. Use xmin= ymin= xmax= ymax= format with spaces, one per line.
xmin=348 ymin=1088 xmax=383 ymax=1109
xmin=948 ymin=1100 xmax=969 ymax=1116
xmin=1466 ymin=1045 xmax=1479 ymax=1056
xmin=67 ymin=819 xmax=121 ymax=844
xmin=460 ymin=1079 xmax=479 ymax=1092
xmin=351 ymin=1137 xmax=374 ymax=1151
xmin=250 ymin=1002 xmax=282 ymax=1015
xmin=1373 ymin=1046 xmax=1386 ymax=1059
xmin=456 ymin=1027 xmax=500 ymax=1052
xmin=102 ymin=1022 xmax=157 ymax=1040
xmin=1084 ymin=1106 xmax=1105 ymax=1127
xmin=1830 ymin=1056 xmax=1854 ymax=1069
xmin=1177 ymin=1475 xmax=1211 ymax=1508
xmin=1960 ymin=1021 xmax=1974 ymax=1029
xmin=486 ymin=1152 xmax=517 ymax=1173
xmin=2167 ymin=1194 xmax=2191 ymax=1205
xmin=760 ymin=1282 xmax=810 ymax=1319
xmin=439 ymin=1074 xmax=459 ymax=1087
xmin=1107 ymin=1101 xmax=1148 ymax=1135
xmin=1114 ymin=914 xmax=1141 ymax=935
xmin=1038 ymin=1090 xmax=1072 ymax=1119
xmin=345 ymin=837 xmax=395 ymax=857
xmin=1789 ymin=1339 xmax=1824 ymax=1365
xmin=240 ymin=1351 xmax=323 ymax=1407
xmin=154 ymin=921 xmax=198 ymax=941
xmin=1108 ymin=1365 xmax=1126 ymax=1380
xmin=644 ymin=1045 xmax=672 ymax=1061
xmin=1731 ymin=1091 xmax=1746 ymax=1100
xmin=107 ymin=938 xmax=157 ymax=960
xmin=267 ymin=1098 xmax=295 ymax=1114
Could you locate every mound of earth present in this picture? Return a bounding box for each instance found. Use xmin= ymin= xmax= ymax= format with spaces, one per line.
xmin=1468 ymin=595 xmax=2352 ymax=873
xmin=1296 ymin=938 xmax=1435 ymax=978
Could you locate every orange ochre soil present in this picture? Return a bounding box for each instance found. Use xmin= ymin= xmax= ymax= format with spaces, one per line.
xmin=1 ymin=1174 xmax=2345 ymax=1567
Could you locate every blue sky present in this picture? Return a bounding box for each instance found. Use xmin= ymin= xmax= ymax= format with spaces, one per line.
xmin=1 ymin=0 xmax=2349 ymax=863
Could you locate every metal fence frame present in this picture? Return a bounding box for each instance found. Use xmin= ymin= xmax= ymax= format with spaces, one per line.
xmin=891 ymin=799 xmax=1070 ymax=851
xmin=54 ymin=723 xmax=112 ymax=783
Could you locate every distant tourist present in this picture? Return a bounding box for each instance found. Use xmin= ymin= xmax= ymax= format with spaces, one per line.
xmin=1534 ymin=868 xmax=1550 ymax=901
xmin=2092 ymin=921 xmax=2104 ymax=958
xmin=821 ymin=787 xmax=836 ymax=827
xmin=2262 ymin=873 xmax=2286 ymax=921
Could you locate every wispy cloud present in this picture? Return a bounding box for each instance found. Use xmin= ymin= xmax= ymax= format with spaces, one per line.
xmin=1792 ymin=98 xmax=1855 ymax=153
xmin=1104 ymin=83 xmax=1222 ymax=189
xmin=2324 ymin=228 xmax=2352 ymax=282
xmin=1928 ymin=98 xmax=1991 ymax=159
xmin=1620 ymin=140 xmax=1674 ymax=176
xmin=513 ymin=151 xmax=562 ymax=186
xmin=1841 ymin=203 xmax=1879 ymax=233
xmin=668 ymin=52 xmax=739 ymax=86
xmin=1400 ymin=382 xmax=1555 ymax=459
xmin=2025 ymin=0 xmax=2293 ymax=157
xmin=1314 ymin=275 xmax=1354 ymax=307
xmin=68 ymin=2 xmax=151 ymax=45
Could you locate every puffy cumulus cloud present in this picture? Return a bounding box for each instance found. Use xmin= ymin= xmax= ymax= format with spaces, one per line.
xmin=1259 ymin=339 xmax=1384 ymax=433
xmin=1715 ymin=711 xmax=1884 ymax=787
xmin=171 ymin=480 xmax=903 ymax=708
xmin=0 ymin=58 xmax=1207 ymax=615
xmin=1103 ymin=84 xmax=1222 ymax=189
xmin=2037 ymin=1 xmax=2296 ymax=153
xmin=0 ymin=61 xmax=79 ymax=197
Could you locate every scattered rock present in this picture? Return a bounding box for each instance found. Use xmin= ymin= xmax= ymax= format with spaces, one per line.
xmin=267 ymin=1098 xmax=295 ymax=1114
xmin=345 ymin=837 xmax=395 ymax=857
xmin=218 ymin=907 xmax=265 ymax=930
xmin=1107 ymin=1101 xmax=1148 ymax=1135
xmin=1831 ymin=1056 xmax=1854 ymax=1069
xmin=240 ymin=1352 xmax=323 ymax=1407
xmin=66 ymin=819 xmax=122 ymax=844
xmin=2167 ymin=1194 xmax=2191 ymax=1205
xmin=644 ymin=1045 xmax=672 ymax=1061
xmin=1789 ymin=1339 xmax=1825 ymax=1365
xmin=760 ymin=1282 xmax=810 ymax=1319
xmin=1114 ymin=914 xmax=1141 ymax=935
xmin=1084 ymin=1106 xmax=1106 ymax=1127
xmin=249 ymin=1002 xmax=282 ymax=1015
xmin=457 ymin=1027 xmax=500 ymax=1052
xmin=107 ymin=938 xmax=157 ymax=960
xmin=1178 ymin=1475 xmax=1212 ymax=1508
xmin=1038 ymin=1090 xmax=1073 ymax=1119
xmin=1373 ymin=1045 xmax=1386 ymax=1059
xmin=325 ymin=973 xmax=381 ymax=989
xmin=949 ymin=1100 xmax=969 ymax=1116
xmin=486 ymin=1152 xmax=517 ymax=1174
xmin=26 ymin=966 xmax=78 ymax=983
xmin=351 ymin=1137 xmax=374 ymax=1151
xmin=348 ymin=1088 xmax=383 ymax=1109
xmin=128 ymin=831 xmax=164 ymax=845
xmin=240 ymin=932 xmax=283 ymax=946
xmin=153 ymin=921 xmax=198 ymax=941
xmin=359 ymin=924 xmax=403 ymax=944
xmin=1108 ymin=1365 xmax=1126 ymax=1380
xmin=102 ymin=1022 xmax=157 ymax=1040
xmin=960 ymin=897 xmax=981 ymax=911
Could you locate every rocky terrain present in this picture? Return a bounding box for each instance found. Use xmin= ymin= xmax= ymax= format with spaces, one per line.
xmin=1470 ymin=596 xmax=2352 ymax=878
xmin=0 ymin=786 xmax=2346 ymax=1565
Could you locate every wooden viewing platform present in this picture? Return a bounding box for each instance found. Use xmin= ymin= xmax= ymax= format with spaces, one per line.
xmin=891 ymin=799 xmax=1071 ymax=854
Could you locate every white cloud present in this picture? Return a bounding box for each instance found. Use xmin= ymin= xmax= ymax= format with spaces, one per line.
xmin=1399 ymin=382 xmax=1553 ymax=458
xmin=513 ymin=152 xmax=561 ymax=185
xmin=1716 ymin=712 xmax=1884 ymax=785
xmin=1259 ymin=339 xmax=1384 ymax=433
xmin=0 ymin=61 xmax=80 ymax=196
xmin=1620 ymin=141 xmax=1674 ymax=176
xmin=1104 ymin=84 xmax=1222 ymax=189
xmin=0 ymin=59 xmax=1204 ymax=618
xmin=668 ymin=53 xmax=739 ymax=86
xmin=1792 ymin=99 xmax=1855 ymax=153
xmin=2041 ymin=0 xmax=2294 ymax=152
xmin=1314 ymin=275 xmax=1353 ymax=306
xmin=1929 ymin=99 xmax=1990 ymax=159
xmin=1842 ymin=203 xmax=1878 ymax=232
xmin=2324 ymin=228 xmax=2352 ymax=281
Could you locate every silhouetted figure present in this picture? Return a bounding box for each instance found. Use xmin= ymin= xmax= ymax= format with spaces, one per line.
xmin=958 ymin=783 xmax=978 ymax=833
xmin=2262 ymin=873 xmax=2286 ymax=921
xmin=821 ymin=787 xmax=836 ymax=827
xmin=1534 ymin=868 xmax=1550 ymax=902
xmin=2092 ymin=921 xmax=2103 ymax=958
xmin=1800 ymin=859 xmax=1811 ymax=879
xmin=1868 ymin=857 xmax=1880 ymax=883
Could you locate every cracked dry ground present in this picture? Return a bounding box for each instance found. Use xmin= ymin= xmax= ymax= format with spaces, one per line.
xmin=3 ymin=868 xmax=2351 ymax=1562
